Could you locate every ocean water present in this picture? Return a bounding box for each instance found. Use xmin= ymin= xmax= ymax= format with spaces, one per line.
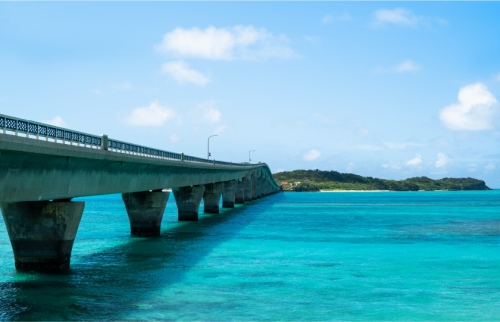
xmin=1 ymin=191 xmax=500 ymax=321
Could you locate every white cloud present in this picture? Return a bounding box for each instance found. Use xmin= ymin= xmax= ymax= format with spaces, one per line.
xmin=375 ymin=60 xmax=421 ymax=74
xmin=91 ymin=89 xmax=102 ymax=95
xmin=42 ymin=116 xmax=66 ymax=127
xmin=439 ymin=83 xmax=499 ymax=131
xmin=110 ymin=81 xmax=132 ymax=90
xmin=435 ymin=152 xmax=451 ymax=168
xmin=303 ymin=149 xmax=321 ymax=161
xmin=191 ymin=101 xmax=221 ymax=123
xmin=406 ymin=154 xmax=422 ymax=166
xmin=169 ymin=133 xmax=180 ymax=142
xmin=322 ymin=13 xmax=351 ymax=24
xmin=485 ymin=163 xmax=496 ymax=170
xmin=161 ymin=60 xmax=210 ymax=86
xmin=126 ymin=101 xmax=177 ymax=126
xmin=394 ymin=60 xmax=420 ymax=73
xmin=346 ymin=162 xmax=357 ymax=173
xmin=156 ymin=25 xmax=293 ymax=60
xmin=381 ymin=162 xmax=402 ymax=170
xmin=468 ymin=164 xmax=478 ymax=172
xmin=495 ymin=72 xmax=500 ymax=82
xmin=373 ymin=8 xmax=419 ymax=27
xmin=373 ymin=8 xmax=446 ymax=28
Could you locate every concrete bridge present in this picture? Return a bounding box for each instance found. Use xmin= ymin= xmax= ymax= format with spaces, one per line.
xmin=0 ymin=114 xmax=280 ymax=272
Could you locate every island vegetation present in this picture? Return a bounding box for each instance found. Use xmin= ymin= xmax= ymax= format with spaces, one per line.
xmin=273 ymin=169 xmax=491 ymax=192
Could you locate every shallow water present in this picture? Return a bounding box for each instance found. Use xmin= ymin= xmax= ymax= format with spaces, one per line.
xmin=1 ymin=191 xmax=500 ymax=321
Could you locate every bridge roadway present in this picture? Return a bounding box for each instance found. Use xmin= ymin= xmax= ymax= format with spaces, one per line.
xmin=0 ymin=115 xmax=280 ymax=272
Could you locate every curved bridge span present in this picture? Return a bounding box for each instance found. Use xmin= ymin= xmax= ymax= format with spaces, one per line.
xmin=0 ymin=114 xmax=281 ymax=272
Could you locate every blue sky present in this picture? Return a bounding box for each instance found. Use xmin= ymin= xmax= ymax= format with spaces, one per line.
xmin=1 ymin=2 xmax=500 ymax=186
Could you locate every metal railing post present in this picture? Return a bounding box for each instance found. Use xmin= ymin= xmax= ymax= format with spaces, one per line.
xmin=102 ymin=135 xmax=108 ymax=150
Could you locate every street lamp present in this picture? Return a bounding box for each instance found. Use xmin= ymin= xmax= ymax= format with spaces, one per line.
xmin=249 ymin=150 xmax=255 ymax=163
xmin=207 ymin=135 xmax=218 ymax=159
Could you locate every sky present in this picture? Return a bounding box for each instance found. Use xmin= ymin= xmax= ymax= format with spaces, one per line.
xmin=1 ymin=2 xmax=500 ymax=186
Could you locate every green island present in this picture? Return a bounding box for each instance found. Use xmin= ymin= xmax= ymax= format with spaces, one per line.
xmin=273 ymin=169 xmax=491 ymax=192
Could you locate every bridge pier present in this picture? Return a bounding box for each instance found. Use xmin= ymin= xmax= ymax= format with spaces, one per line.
xmin=172 ymin=185 xmax=205 ymax=221
xmin=222 ymin=180 xmax=237 ymax=208
xmin=256 ymin=179 xmax=262 ymax=199
xmin=244 ymin=180 xmax=253 ymax=202
xmin=252 ymin=180 xmax=257 ymax=200
xmin=121 ymin=190 xmax=169 ymax=236
xmin=203 ymin=182 xmax=222 ymax=213
xmin=0 ymin=200 xmax=84 ymax=272
xmin=235 ymin=180 xmax=246 ymax=204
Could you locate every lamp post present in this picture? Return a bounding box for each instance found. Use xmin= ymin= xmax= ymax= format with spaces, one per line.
xmin=249 ymin=150 xmax=255 ymax=163
xmin=207 ymin=135 xmax=218 ymax=159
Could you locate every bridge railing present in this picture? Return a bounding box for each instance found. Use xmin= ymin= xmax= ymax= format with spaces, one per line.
xmin=0 ymin=113 xmax=251 ymax=167
xmin=0 ymin=114 xmax=103 ymax=148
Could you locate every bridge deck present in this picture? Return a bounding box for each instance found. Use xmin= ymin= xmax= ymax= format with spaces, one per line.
xmin=0 ymin=134 xmax=277 ymax=203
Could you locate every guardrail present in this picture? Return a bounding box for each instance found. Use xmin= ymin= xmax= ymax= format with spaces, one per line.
xmin=0 ymin=114 xmax=249 ymax=167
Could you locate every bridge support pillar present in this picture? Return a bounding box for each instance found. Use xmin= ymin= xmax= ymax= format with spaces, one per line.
xmin=235 ymin=180 xmax=246 ymax=204
xmin=251 ymin=180 xmax=257 ymax=200
xmin=172 ymin=185 xmax=205 ymax=221
xmin=0 ymin=200 xmax=84 ymax=272
xmin=222 ymin=180 xmax=237 ymax=208
xmin=244 ymin=180 xmax=253 ymax=202
xmin=256 ymin=179 xmax=262 ymax=199
xmin=122 ymin=191 xmax=169 ymax=236
xmin=203 ymin=182 xmax=222 ymax=213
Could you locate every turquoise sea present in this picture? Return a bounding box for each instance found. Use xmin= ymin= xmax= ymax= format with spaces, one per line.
xmin=1 ymin=191 xmax=500 ymax=321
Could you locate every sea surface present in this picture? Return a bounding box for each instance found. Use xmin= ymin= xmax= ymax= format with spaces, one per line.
xmin=1 ymin=191 xmax=500 ymax=321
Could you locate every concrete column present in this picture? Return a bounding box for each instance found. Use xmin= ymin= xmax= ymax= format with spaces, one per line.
xmin=235 ymin=180 xmax=246 ymax=204
xmin=222 ymin=180 xmax=237 ymax=208
xmin=251 ymin=180 xmax=257 ymax=200
xmin=256 ymin=179 xmax=261 ymax=199
xmin=203 ymin=182 xmax=222 ymax=213
xmin=121 ymin=191 xmax=169 ymax=236
xmin=0 ymin=201 xmax=85 ymax=271
xmin=244 ymin=180 xmax=253 ymax=201
xmin=172 ymin=185 xmax=205 ymax=221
